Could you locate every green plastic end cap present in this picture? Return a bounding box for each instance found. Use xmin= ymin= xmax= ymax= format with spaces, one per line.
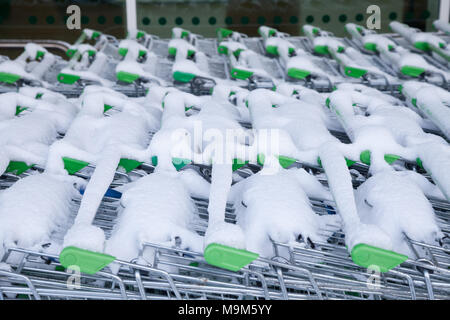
xmin=314 ymin=45 xmax=329 ymax=55
xmin=265 ymin=45 xmax=279 ymax=56
xmin=57 ymin=73 xmax=80 ymax=84
xmin=91 ymin=31 xmax=101 ymax=40
xmin=345 ymin=158 xmax=357 ymax=167
xmin=363 ymin=42 xmax=377 ymax=52
xmin=116 ymin=71 xmax=140 ymax=84
xmin=384 ymin=154 xmax=400 ymax=164
xmin=172 ymin=157 xmax=192 ymax=171
xmin=136 ymin=31 xmax=145 ymax=39
xmin=397 ymin=84 xmax=403 ymax=93
xmin=173 ymin=71 xmax=196 ymax=83
xmin=36 ymin=50 xmax=45 ymax=60
xmin=187 ymin=50 xmax=196 ymax=58
xmin=411 ymin=98 xmax=417 ymax=107
xmin=268 ymin=29 xmax=277 ymax=37
xmin=416 ymin=157 xmax=424 ymax=169
xmin=360 ymin=150 xmax=371 ymax=165
xmin=63 ymin=157 xmax=89 ymax=175
xmin=230 ymin=68 xmax=253 ymax=80
xmin=232 ymin=48 xmax=245 ymax=59
xmin=204 ymin=243 xmax=259 ymax=272
xmin=217 ymin=45 xmax=228 ymax=55
xmin=232 ymin=158 xmax=248 ymax=171
xmin=103 ymin=104 xmax=113 ymax=112
xmin=325 ymin=97 xmax=331 ymax=109
xmin=344 ymin=66 xmax=367 ymax=78
xmin=118 ymin=158 xmax=143 ymax=173
xmin=181 ymin=30 xmax=190 ymax=39
xmin=168 ymin=47 xmax=177 ymax=57
xmin=6 ymin=161 xmax=34 ymax=175
xmin=400 ymin=65 xmax=425 ymax=77
xmin=15 ymin=106 xmax=28 ymax=115
xmin=0 ymin=72 xmax=21 ymax=84
xmin=118 ymin=47 xmax=129 ymax=57
xmin=277 ymin=155 xmax=297 ymax=169
xmin=66 ymin=49 xmax=77 ymax=58
xmin=218 ymin=28 xmax=234 ymax=39
xmin=413 ymin=41 xmax=430 ymax=51
xmin=59 ymin=246 xmax=115 ymax=275
xmin=287 ymin=68 xmax=311 ymax=80
xmin=351 ymin=243 xmax=408 ymax=273
xmin=257 ymin=153 xmax=265 ymax=166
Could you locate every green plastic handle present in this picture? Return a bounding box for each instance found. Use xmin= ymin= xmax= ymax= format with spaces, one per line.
xmin=59 ymin=246 xmax=115 ymax=275
xmin=351 ymin=243 xmax=408 ymax=273
xmin=204 ymin=243 xmax=259 ymax=272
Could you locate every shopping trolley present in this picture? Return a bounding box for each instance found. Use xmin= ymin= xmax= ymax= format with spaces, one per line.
xmin=401 ymin=81 xmax=450 ymax=141
xmin=115 ymin=40 xmax=173 ymax=88
xmin=433 ymin=20 xmax=450 ymax=37
xmin=390 ymin=22 xmax=450 ymax=66
xmin=166 ymin=28 xmax=229 ymax=94
xmin=216 ymin=28 xmax=282 ymax=90
xmin=302 ymin=25 xmax=401 ymax=92
xmin=0 ymin=88 xmax=77 ymax=181
xmin=0 ymin=24 xmax=449 ymax=301
xmin=327 ymin=86 xmax=450 ymax=201
xmin=0 ymin=43 xmax=66 ymax=89
xmin=1 ymin=177 xmax=448 ymax=300
xmin=65 ymin=29 xmax=119 ymax=59
xmin=346 ymin=23 xmax=449 ymax=89
xmin=258 ymin=26 xmax=353 ymax=92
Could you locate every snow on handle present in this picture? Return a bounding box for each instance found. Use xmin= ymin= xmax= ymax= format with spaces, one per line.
xmin=0 ymin=24 xmax=449 ymax=300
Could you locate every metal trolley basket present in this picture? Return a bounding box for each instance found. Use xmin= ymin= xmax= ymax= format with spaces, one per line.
xmin=0 ymin=25 xmax=450 ymax=300
xmin=1 ymin=183 xmax=449 ymax=300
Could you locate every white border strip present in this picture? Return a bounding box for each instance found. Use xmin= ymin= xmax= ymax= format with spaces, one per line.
xmin=439 ymin=0 xmax=449 ymax=22
xmin=126 ymin=0 xmax=137 ymax=32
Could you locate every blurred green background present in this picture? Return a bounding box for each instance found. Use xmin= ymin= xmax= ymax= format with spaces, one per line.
xmin=0 ymin=0 xmax=441 ymax=41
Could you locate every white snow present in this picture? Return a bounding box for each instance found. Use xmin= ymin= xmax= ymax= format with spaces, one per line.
xmin=318 ymin=142 xmax=393 ymax=251
xmin=329 ymin=86 xmax=450 ymax=200
xmin=0 ymin=27 xmax=448 ymax=281
xmin=247 ymin=89 xmax=339 ymax=164
xmin=416 ymin=86 xmax=450 ymax=140
xmin=0 ymin=43 xmax=54 ymax=85
xmin=105 ymin=171 xmax=204 ymax=272
xmin=0 ymin=92 xmax=77 ymax=175
xmin=355 ymin=170 xmax=443 ymax=256
xmin=0 ymin=173 xmax=79 ymax=259
xmin=230 ymin=162 xmax=339 ymax=257
xmin=53 ymin=92 xmax=161 ymax=252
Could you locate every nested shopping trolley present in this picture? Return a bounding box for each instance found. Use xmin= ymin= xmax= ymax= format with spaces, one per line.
xmin=1 ymin=186 xmax=449 ymax=300
xmin=0 ymin=23 xmax=450 ymax=300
